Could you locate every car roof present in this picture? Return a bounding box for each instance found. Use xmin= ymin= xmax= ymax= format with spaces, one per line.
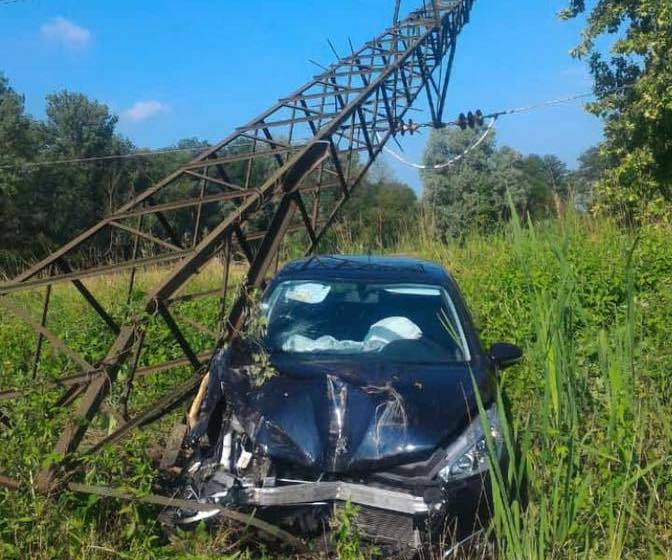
xmin=274 ymin=255 xmax=450 ymax=284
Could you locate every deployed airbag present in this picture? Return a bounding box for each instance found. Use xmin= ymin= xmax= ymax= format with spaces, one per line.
xmin=282 ymin=316 xmax=422 ymax=353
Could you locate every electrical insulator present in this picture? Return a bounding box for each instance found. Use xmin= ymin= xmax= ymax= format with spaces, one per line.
xmin=408 ymin=119 xmax=421 ymax=135
xmin=457 ymin=113 xmax=467 ymax=130
xmin=397 ymin=118 xmax=421 ymax=136
xmin=456 ymin=110 xmax=486 ymax=130
xmin=475 ymin=109 xmax=484 ymax=127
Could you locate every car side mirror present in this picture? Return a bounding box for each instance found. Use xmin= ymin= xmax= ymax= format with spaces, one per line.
xmin=489 ymin=342 xmax=523 ymax=370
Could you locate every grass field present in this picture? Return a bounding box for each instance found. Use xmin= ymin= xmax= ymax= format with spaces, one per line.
xmin=1 ymin=210 xmax=671 ymax=559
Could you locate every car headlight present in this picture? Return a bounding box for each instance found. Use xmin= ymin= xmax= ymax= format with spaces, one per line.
xmin=438 ymin=404 xmax=503 ymax=482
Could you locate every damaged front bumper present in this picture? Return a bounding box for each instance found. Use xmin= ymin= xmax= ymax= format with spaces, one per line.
xmin=168 ymin=470 xmax=494 ymax=553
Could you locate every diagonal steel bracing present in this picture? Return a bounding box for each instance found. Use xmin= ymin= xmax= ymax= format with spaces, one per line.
xmin=0 ymin=0 xmax=475 ymax=492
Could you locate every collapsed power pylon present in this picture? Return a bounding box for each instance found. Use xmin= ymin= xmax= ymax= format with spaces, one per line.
xmin=0 ymin=0 xmax=475 ymax=493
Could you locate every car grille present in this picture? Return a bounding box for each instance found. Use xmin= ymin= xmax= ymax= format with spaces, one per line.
xmin=351 ymin=505 xmax=419 ymax=549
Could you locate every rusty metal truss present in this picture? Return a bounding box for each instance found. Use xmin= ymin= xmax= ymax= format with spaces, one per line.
xmin=0 ymin=0 xmax=475 ymax=492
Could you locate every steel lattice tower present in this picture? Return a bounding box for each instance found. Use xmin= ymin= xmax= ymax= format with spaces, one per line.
xmin=0 ymin=0 xmax=475 ymax=492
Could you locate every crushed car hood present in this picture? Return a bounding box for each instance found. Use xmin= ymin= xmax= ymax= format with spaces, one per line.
xmin=215 ymin=352 xmax=493 ymax=473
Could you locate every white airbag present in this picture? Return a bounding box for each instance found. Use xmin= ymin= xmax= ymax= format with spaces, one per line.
xmin=282 ymin=316 xmax=422 ymax=353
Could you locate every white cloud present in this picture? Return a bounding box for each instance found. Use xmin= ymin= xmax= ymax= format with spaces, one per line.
xmin=41 ymin=17 xmax=91 ymax=48
xmin=122 ymin=100 xmax=171 ymax=123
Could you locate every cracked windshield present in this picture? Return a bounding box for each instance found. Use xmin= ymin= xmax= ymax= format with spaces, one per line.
xmin=262 ymin=281 xmax=469 ymax=362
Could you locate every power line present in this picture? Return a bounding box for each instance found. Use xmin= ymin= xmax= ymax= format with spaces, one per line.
xmin=0 ymin=146 xmax=206 ymax=171
xmin=379 ymin=84 xmax=634 ymax=171
xmin=406 ymin=83 xmax=634 ymax=131
xmin=485 ymin=84 xmax=633 ymax=119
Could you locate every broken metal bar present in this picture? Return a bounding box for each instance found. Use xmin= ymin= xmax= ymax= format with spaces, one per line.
xmin=192 ymin=172 xmax=208 ymax=249
xmin=183 ymin=170 xmax=244 ymax=191
xmin=233 ymin=225 xmax=255 ymax=265
xmin=262 ymin=128 xmax=291 ymax=168
xmin=179 ymin=317 xmax=218 ymax=340
xmin=57 ymin=259 xmax=121 ymax=335
xmin=126 ymin=215 xmax=144 ymax=305
xmin=53 ymin=383 xmax=88 ymax=410
xmin=110 ymin=181 xmax=338 ymax=223
xmin=223 ymin=194 xmax=300 ymax=340
xmin=218 ymin=234 xmax=233 ymax=330
xmin=109 ymin=221 xmax=183 ymax=253
xmin=280 ymin=87 xmax=368 ymax=103
xmin=35 ymin=326 xmax=137 ymax=492
xmin=0 ymin=352 xmax=213 ymax=402
xmin=292 ymin=193 xmax=317 ymax=244
xmin=156 ymin=302 xmax=202 ymax=370
xmin=58 ymin=259 xmax=119 ymax=335
xmin=155 ymin=212 xmax=184 ymax=250
xmin=236 ymin=132 xmax=292 ymax=148
xmin=84 ymin=373 xmax=203 ymax=455
xmin=0 ymin=251 xmax=194 ymax=294
xmin=239 ymin=112 xmax=342 ymax=131
xmin=167 ymin=287 xmax=226 ymax=305
xmin=31 ymin=284 xmax=52 ymax=379
xmin=182 ymin=145 xmax=303 ymax=169
xmin=119 ymin=330 xmax=145 ymax=420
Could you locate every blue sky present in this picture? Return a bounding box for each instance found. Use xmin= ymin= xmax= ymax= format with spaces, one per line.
xmin=0 ymin=0 xmax=601 ymax=191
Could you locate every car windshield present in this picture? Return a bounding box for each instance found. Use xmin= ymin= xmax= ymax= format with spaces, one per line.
xmin=262 ymin=280 xmax=470 ymax=363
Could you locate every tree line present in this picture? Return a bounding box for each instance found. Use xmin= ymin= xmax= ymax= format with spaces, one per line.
xmin=0 ymin=73 xmax=421 ymax=271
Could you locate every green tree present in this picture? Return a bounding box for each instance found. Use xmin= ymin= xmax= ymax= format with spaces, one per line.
xmin=339 ymin=161 xmax=418 ymax=250
xmin=422 ymin=128 xmax=543 ymax=238
xmin=422 ymin=126 xmax=577 ymax=237
xmin=518 ymin=154 xmax=571 ymax=216
xmin=0 ymin=73 xmax=35 ymax=257
xmin=542 ymin=154 xmax=570 ymax=200
xmin=15 ymin=91 xmax=128 ymax=259
xmin=561 ymin=0 xmax=672 ymax=218
xmin=422 ymin=127 xmax=498 ymax=238
xmin=570 ymin=145 xmax=611 ymax=211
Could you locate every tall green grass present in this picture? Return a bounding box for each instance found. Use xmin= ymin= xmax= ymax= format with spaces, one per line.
xmin=443 ymin=209 xmax=671 ymax=559
xmin=1 ymin=210 xmax=671 ymax=558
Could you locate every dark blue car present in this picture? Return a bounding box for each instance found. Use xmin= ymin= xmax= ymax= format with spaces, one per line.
xmin=171 ymin=256 xmax=522 ymax=554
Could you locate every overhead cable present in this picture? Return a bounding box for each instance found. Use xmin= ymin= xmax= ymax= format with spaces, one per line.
xmin=379 ymin=83 xmax=634 ymax=171
xmin=377 ymin=116 xmax=497 ymax=170
xmin=0 ymin=146 xmax=205 ymax=171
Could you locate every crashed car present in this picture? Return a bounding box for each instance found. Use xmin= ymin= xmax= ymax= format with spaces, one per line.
xmin=168 ymin=255 xmax=522 ymax=552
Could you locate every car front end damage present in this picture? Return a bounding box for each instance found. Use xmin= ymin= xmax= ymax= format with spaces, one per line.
xmin=164 ymin=348 xmax=504 ymax=552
